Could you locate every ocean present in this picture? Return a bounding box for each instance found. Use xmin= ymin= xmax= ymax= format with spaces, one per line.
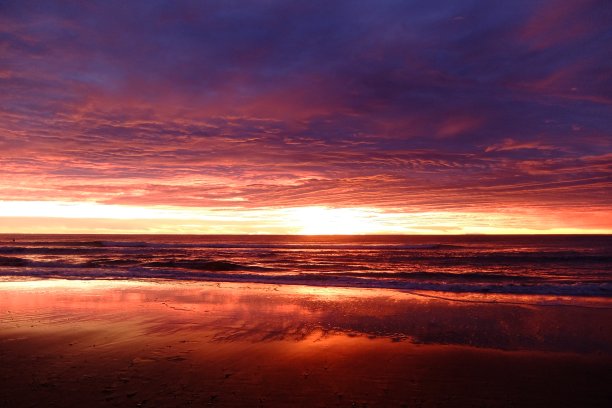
xmin=0 ymin=234 xmax=610 ymax=297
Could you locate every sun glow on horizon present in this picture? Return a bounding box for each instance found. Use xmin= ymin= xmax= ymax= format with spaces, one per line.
xmin=0 ymin=200 xmax=610 ymax=235
xmin=284 ymin=206 xmax=396 ymax=235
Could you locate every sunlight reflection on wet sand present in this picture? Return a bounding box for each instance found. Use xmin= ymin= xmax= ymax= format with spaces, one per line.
xmin=0 ymin=279 xmax=611 ymax=407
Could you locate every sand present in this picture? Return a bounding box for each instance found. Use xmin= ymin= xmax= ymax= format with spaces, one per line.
xmin=0 ymin=279 xmax=611 ymax=407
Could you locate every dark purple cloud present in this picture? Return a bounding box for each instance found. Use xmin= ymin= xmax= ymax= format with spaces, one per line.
xmin=0 ymin=0 xmax=610 ymax=228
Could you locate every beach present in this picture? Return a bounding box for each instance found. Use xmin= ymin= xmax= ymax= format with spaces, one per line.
xmin=2 ymin=0 xmax=611 ymax=405
xmin=1 ymin=279 xmax=610 ymax=407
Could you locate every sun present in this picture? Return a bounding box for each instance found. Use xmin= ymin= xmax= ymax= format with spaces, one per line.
xmin=285 ymin=206 xmax=390 ymax=235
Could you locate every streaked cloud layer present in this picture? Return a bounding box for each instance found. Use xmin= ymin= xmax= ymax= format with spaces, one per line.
xmin=1 ymin=0 xmax=610 ymax=233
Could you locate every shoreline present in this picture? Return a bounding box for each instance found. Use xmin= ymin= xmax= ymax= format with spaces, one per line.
xmin=1 ymin=279 xmax=611 ymax=407
xmin=1 ymin=273 xmax=610 ymax=298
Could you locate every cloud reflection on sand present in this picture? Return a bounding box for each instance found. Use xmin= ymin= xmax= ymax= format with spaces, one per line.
xmin=1 ymin=280 xmax=610 ymax=354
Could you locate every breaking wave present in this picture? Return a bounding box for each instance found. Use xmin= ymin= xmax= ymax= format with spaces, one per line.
xmin=1 ymin=234 xmax=610 ymax=297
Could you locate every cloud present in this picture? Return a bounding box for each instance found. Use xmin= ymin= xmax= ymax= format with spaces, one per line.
xmin=485 ymin=138 xmax=560 ymax=152
xmin=0 ymin=0 xmax=610 ymax=231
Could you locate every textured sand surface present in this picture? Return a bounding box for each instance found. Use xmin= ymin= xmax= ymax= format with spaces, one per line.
xmin=1 ymin=280 xmax=610 ymax=407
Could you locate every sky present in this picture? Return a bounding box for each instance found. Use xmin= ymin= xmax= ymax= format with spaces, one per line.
xmin=0 ymin=0 xmax=611 ymax=234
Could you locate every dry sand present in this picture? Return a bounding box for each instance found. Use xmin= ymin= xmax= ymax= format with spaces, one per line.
xmin=0 ymin=280 xmax=611 ymax=407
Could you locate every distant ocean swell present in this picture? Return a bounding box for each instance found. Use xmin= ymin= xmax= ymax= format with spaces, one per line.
xmin=0 ymin=241 xmax=467 ymax=251
xmin=0 ymin=235 xmax=610 ymax=297
xmin=0 ymin=265 xmax=610 ymax=297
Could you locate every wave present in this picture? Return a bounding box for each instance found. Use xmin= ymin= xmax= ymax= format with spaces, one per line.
xmin=0 ymin=235 xmax=609 ymax=297
xmin=83 ymin=258 xmax=143 ymax=267
xmin=458 ymin=252 xmax=612 ymax=264
xmin=4 ymin=257 xmax=605 ymax=284
xmin=338 ymin=271 xmax=538 ymax=281
xmin=0 ymin=240 xmax=161 ymax=248
xmin=168 ymin=243 xmax=467 ymax=250
xmin=0 ymin=256 xmax=28 ymax=267
xmin=0 ymin=267 xmax=609 ymax=297
xmin=0 ymin=247 xmax=113 ymax=255
xmin=2 ymin=240 xmax=107 ymax=247
xmin=2 ymin=243 xmax=609 ymax=266
xmin=144 ymin=259 xmax=272 ymax=272
xmin=0 ymin=241 xmax=466 ymax=250
xmin=0 ymin=256 xmax=274 ymax=273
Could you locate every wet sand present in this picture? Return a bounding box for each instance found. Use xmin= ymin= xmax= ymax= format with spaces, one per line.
xmin=0 ymin=280 xmax=611 ymax=407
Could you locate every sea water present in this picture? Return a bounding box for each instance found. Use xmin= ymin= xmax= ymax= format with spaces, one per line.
xmin=0 ymin=234 xmax=610 ymax=297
